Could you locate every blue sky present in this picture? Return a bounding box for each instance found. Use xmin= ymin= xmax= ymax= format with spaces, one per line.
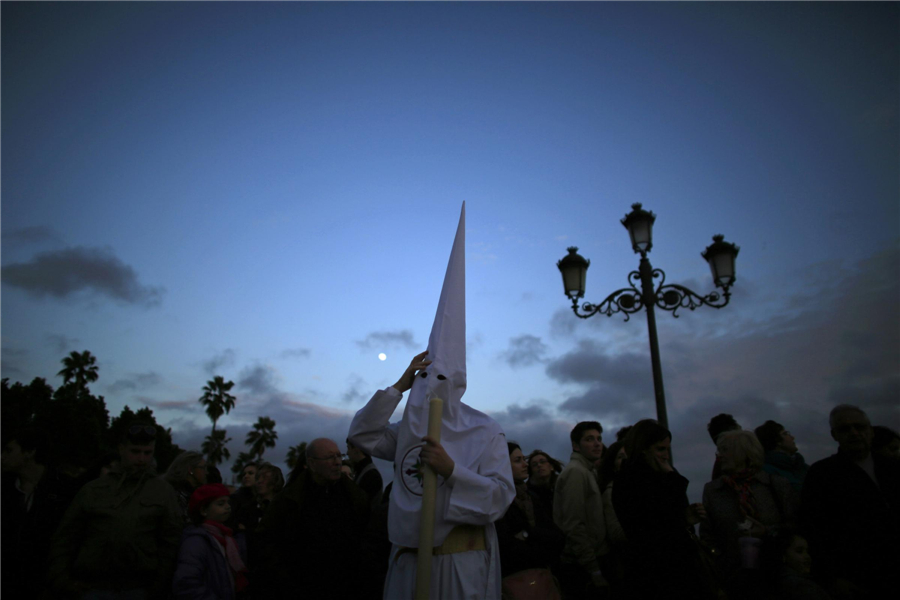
xmin=2 ymin=1 xmax=897 ymax=501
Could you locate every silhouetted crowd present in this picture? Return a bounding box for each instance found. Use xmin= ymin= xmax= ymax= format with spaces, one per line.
xmin=2 ymin=404 xmax=898 ymax=600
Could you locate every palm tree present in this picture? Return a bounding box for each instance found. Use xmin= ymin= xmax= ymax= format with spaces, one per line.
xmin=198 ymin=376 xmax=236 ymax=433
xmin=231 ymin=451 xmax=254 ymax=479
xmin=286 ymin=441 xmax=307 ymax=470
xmin=202 ymin=429 xmax=232 ymax=467
xmin=245 ymin=416 xmax=278 ymax=460
xmin=57 ymin=350 xmax=99 ymax=391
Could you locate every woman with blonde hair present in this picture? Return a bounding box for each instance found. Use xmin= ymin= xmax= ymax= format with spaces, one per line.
xmin=701 ymin=429 xmax=798 ymax=590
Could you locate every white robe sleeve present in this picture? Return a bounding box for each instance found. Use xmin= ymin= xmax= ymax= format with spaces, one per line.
xmin=443 ymin=431 xmax=516 ymax=525
xmin=348 ymin=388 xmax=403 ymax=462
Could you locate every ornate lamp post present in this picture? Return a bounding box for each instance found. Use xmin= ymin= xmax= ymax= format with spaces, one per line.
xmin=557 ymin=203 xmax=739 ymax=430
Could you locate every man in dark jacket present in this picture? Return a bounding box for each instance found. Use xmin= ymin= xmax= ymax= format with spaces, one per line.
xmin=47 ymin=423 xmax=183 ymax=599
xmin=800 ymin=405 xmax=900 ymax=599
xmin=1 ymin=427 xmax=82 ymax=598
xmin=254 ymin=438 xmax=370 ymax=599
xmin=347 ymin=437 xmax=383 ymax=505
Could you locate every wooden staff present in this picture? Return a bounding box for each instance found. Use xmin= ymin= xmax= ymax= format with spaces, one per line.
xmin=415 ymin=396 xmax=443 ymax=600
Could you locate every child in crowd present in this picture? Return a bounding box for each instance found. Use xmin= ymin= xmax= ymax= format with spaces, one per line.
xmin=761 ymin=529 xmax=831 ymax=600
xmin=173 ymin=483 xmax=249 ymax=600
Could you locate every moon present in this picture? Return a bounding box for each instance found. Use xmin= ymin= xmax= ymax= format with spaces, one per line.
xmin=378 ymin=353 xmax=387 ymax=361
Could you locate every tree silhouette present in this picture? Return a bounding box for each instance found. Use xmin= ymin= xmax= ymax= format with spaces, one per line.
xmin=24 ymin=378 xmax=110 ymax=475
xmin=245 ymin=416 xmax=278 ymax=460
xmin=202 ymin=429 xmax=232 ymax=467
xmin=231 ymin=451 xmax=254 ymax=479
xmin=286 ymin=441 xmax=307 ymax=470
xmin=1 ymin=377 xmax=53 ymax=439
xmin=198 ymin=376 xmax=236 ymax=433
xmin=57 ymin=350 xmax=99 ymax=392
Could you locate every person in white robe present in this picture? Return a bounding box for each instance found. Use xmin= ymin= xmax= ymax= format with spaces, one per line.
xmin=348 ymin=203 xmax=515 ymax=600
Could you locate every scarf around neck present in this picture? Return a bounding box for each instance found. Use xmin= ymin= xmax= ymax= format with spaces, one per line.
xmin=202 ymin=520 xmax=249 ymax=592
xmin=722 ymin=468 xmax=758 ymax=520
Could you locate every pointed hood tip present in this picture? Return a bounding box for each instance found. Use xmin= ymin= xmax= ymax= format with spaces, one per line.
xmin=421 ymin=203 xmax=467 ymax=400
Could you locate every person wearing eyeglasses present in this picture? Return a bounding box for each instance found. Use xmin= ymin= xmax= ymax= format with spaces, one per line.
xmin=800 ymin=404 xmax=900 ymax=599
xmin=253 ymin=438 xmax=370 ymax=599
xmin=526 ymin=449 xmax=564 ymax=514
xmin=47 ymin=422 xmax=182 ymax=599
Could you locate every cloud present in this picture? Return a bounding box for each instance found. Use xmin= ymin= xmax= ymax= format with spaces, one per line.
xmin=3 ymin=226 xmax=63 ymax=247
xmin=280 ymin=348 xmax=311 ymax=360
xmin=542 ymin=243 xmax=900 ymax=503
xmin=280 ymin=400 xmax=348 ymax=420
xmin=548 ymin=306 xmax=646 ymax=344
xmin=858 ymin=101 xmax=898 ymax=132
xmin=237 ymin=364 xmax=278 ymax=395
xmin=497 ymin=403 xmax=552 ymax=422
xmin=46 ymin=333 xmax=80 ymax=354
xmin=341 ymin=374 xmax=368 ymax=404
xmin=1 ymin=246 xmax=164 ymax=307
xmin=142 ymin=397 xmax=195 ymax=410
xmin=547 ymin=340 xmax=651 ymax=389
xmin=356 ymin=330 xmax=418 ymax=351
xmin=827 ymin=375 xmax=900 ymax=413
xmin=549 ymin=307 xmax=578 ymax=339
xmin=500 ymin=334 xmax=549 ymax=368
xmin=489 ymin=402 xmax=575 ymax=465
xmin=202 ymin=349 xmax=236 ymax=375
xmin=107 ymin=372 xmax=163 ymax=395
xmin=1 ymin=347 xmax=27 ymax=377
xmin=467 ymin=332 xmax=485 ymax=357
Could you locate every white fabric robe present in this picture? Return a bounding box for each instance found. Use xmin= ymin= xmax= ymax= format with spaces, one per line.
xmin=349 ymin=387 xmax=515 ymax=600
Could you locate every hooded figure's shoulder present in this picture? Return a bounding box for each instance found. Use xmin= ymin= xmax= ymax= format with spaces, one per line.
xmin=459 ymin=402 xmax=504 ymax=437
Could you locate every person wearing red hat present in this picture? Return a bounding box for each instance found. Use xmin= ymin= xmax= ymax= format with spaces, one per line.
xmin=173 ymin=483 xmax=249 ymax=600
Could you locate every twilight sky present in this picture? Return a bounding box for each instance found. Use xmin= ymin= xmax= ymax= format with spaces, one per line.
xmin=2 ymin=1 xmax=898 ymax=501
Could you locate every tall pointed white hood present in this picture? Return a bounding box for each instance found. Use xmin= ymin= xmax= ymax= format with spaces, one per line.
xmin=387 ymin=202 xmax=504 ymax=547
xmin=411 ymin=201 xmax=467 ymax=423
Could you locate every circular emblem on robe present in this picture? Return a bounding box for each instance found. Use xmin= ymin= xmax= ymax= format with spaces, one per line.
xmin=400 ymin=444 xmax=446 ymax=497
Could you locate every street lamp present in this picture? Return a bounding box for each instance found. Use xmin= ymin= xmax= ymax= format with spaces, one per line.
xmin=557 ymin=203 xmax=739 ymax=430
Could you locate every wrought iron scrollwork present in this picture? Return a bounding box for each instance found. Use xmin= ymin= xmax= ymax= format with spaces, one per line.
xmin=654 ymin=283 xmax=730 ymax=318
xmin=571 ymin=267 xmax=731 ymax=320
xmin=571 ymin=270 xmax=645 ymax=321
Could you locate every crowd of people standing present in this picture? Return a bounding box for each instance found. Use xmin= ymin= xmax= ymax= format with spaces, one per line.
xmin=1 ymin=402 xmax=898 ymax=599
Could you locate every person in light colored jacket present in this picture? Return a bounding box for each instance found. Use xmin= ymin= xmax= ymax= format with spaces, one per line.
xmin=554 ymin=421 xmax=610 ymax=599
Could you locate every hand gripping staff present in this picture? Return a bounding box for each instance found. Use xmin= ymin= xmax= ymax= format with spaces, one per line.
xmin=415 ymin=396 xmax=443 ymax=600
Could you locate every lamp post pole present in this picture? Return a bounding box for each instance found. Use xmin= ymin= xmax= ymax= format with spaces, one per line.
xmin=557 ymin=204 xmax=739 ymax=431
xmin=638 ymin=256 xmax=669 ymax=430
